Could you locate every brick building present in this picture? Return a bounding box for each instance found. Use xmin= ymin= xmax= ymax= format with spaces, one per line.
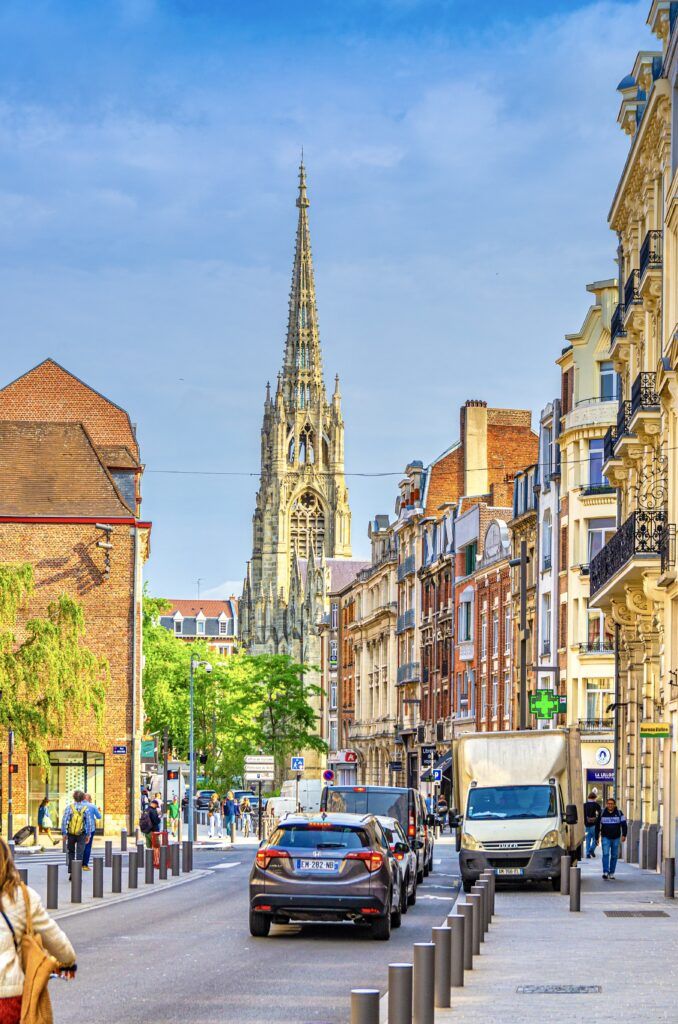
xmin=0 ymin=359 xmax=150 ymax=834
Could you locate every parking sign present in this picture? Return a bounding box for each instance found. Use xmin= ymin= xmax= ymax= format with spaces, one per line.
xmin=291 ymin=756 xmax=305 ymax=772
xmin=432 ymin=768 xmax=442 ymax=783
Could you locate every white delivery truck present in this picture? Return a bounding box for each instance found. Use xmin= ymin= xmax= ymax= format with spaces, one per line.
xmin=453 ymin=729 xmax=584 ymax=891
xmin=280 ymin=778 xmax=322 ymax=812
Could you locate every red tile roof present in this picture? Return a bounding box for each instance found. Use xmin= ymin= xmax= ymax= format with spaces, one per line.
xmin=164 ymin=599 xmax=237 ymax=618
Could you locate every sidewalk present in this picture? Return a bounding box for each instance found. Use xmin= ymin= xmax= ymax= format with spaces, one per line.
xmin=435 ymin=857 xmax=675 ymax=1023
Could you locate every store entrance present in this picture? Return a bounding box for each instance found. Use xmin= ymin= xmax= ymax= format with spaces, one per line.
xmin=29 ymin=751 xmax=104 ymax=834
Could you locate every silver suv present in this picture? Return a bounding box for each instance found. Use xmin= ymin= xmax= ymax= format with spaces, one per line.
xmin=249 ymin=813 xmax=398 ymax=940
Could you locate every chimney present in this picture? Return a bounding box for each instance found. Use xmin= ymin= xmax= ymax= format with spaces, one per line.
xmin=461 ymin=399 xmax=488 ymax=496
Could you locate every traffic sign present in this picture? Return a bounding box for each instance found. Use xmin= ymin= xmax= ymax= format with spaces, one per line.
xmin=245 ymin=755 xmax=275 ymax=766
xmin=529 ymin=690 xmax=567 ymax=720
xmin=291 ymin=756 xmax=305 ymax=772
xmin=323 ymin=769 xmax=334 ymax=782
xmin=245 ymin=771 xmax=275 ymax=782
xmin=112 ymin=745 xmax=128 ymax=755
xmin=432 ymin=768 xmax=443 ymax=783
xmin=640 ymin=722 xmax=671 ymax=738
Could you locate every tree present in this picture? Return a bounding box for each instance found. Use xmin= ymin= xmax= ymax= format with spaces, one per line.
xmin=0 ymin=563 xmax=108 ymax=768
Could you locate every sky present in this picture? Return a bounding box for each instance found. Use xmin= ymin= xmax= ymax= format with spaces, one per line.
xmin=0 ymin=0 xmax=654 ymax=600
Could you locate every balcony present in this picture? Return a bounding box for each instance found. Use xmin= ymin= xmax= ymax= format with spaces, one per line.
xmin=623 ymin=270 xmax=641 ymax=317
xmin=578 ymin=718 xmax=614 ymax=733
xmin=610 ymin=303 xmax=626 ymax=344
xmin=396 ymin=608 xmax=416 ymax=634
xmin=629 ymin=371 xmax=660 ymax=443
xmin=397 ymin=555 xmax=416 ymax=582
xmin=578 ymin=641 xmax=615 ymax=655
xmin=661 ymin=523 xmax=676 ymax=576
xmin=639 ymin=229 xmax=662 ymax=281
xmin=608 ymin=399 xmax=634 ymax=464
xmin=397 ymin=661 xmax=420 ymax=685
xmin=589 ymin=509 xmax=672 ymax=602
xmin=603 ymin=426 xmax=618 ymax=467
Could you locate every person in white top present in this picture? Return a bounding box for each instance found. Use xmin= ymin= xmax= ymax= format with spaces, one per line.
xmin=0 ymin=837 xmax=76 ymax=1022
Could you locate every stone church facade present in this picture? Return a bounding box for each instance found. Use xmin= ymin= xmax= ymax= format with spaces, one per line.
xmin=240 ymin=163 xmax=365 ymax=775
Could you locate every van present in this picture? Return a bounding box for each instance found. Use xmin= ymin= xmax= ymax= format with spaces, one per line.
xmin=320 ymin=785 xmax=433 ymax=883
xmin=280 ymin=778 xmax=322 ymax=813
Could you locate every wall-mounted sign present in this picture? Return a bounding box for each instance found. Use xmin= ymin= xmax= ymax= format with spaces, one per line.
xmin=594 ymin=747 xmax=612 ymax=766
xmin=529 ymin=691 xmax=567 ymax=720
xmin=421 ymin=745 xmax=436 ymax=766
xmin=139 ymin=739 xmax=155 ymax=759
xmin=335 ymin=750 xmax=358 ymax=764
xmin=587 ymin=768 xmax=614 ymax=784
xmin=640 ymin=722 xmax=671 ymax=738
xmin=389 ymin=760 xmax=403 ymax=772
xmin=112 ymin=745 xmax=128 ymax=755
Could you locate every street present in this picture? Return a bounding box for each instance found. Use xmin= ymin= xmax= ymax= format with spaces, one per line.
xmin=50 ymin=839 xmax=460 ymax=1024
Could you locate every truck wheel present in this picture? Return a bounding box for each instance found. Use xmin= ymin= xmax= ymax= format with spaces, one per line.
xmin=462 ymin=877 xmax=473 ymax=894
xmin=551 ymin=874 xmax=561 ymax=892
xmin=249 ymin=909 xmax=271 ymax=937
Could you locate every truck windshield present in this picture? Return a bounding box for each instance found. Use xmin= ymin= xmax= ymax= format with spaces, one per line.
xmin=467 ymin=785 xmax=558 ymax=820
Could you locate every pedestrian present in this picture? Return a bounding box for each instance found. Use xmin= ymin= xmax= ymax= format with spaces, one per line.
xmin=81 ymin=793 xmax=102 ymax=872
xmin=36 ymin=797 xmax=59 ymax=846
xmin=168 ymin=796 xmax=180 ymax=839
xmin=61 ymin=789 xmax=95 ymax=879
xmin=241 ymin=797 xmax=252 ymax=839
xmin=437 ymin=796 xmax=448 ymax=832
xmin=139 ymin=800 xmax=161 ymax=849
xmin=208 ymin=793 xmax=222 ymax=839
xmin=0 ymin=836 xmax=77 ymax=1023
xmin=154 ymin=791 xmax=164 ymax=815
xmin=223 ymin=791 xmax=236 ymax=842
xmin=584 ymin=790 xmax=601 ymax=859
xmin=140 ymin=788 xmax=150 ymax=812
xmin=600 ymin=795 xmax=627 ymax=880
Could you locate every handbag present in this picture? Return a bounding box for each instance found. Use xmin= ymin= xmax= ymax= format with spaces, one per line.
xmin=41 ymin=816 xmax=52 ymax=831
xmin=1 ymin=884 xmax=62 ymax=1024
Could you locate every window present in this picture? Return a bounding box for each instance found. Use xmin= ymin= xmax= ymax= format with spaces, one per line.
xmin=588 ymin=439 xmax=607 ymax=489
xmin=331 ymin=602 xmax=338 ymax=630
xmin=585 ymin=679 xmax=614 ymax=723
xmin=174 ymin=619 xmax=182 ymax=635
xmin=481 ymin=609 xmax=487 ymax=658
xmin=542 ymin=425 xmax=553 ymax=483
xmin=459 ymin=599 xmax=473 ymax=642
xmin=541 ymin=593 xmax=551 ymax=654
xmin=504 ymin=669 xmax=511 ymax=720
xmin=329 ymin=639 xmax=338 ymax=668
xmin=588 ymin=518 xmax=616 ymax=563
xmin=504 ymin=604 xmax=511 ymax=653
xmin=586 ymin=606 xmax=612 ymax=651
xmin=329 ymin=720 xmax=338 ymax=751
xmin=599 ymin=361 xmax=617 ymax=401
xmin=290 ymin=490 xmax=325 ymax=561
xmin=219 ymin=619 xmax=227 ymax=636
xmin=542 ymin=512 xmax=552 ymax=570
xmin=197 ymin=619 xmax=205 ymax=635
xmin=464 ymin=543 xmax=477 ymax=576
xmin=481 ymin=678 xmax=487 ymax=719
xmin=491 ymin=672 xmax=498 ymax=716
xmin=330 ymin=682 xmax=338 ymax=709
xmin=492 ymin=609 xmax=499 ymax=655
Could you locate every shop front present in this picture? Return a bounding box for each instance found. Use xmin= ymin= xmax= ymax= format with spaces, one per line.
xmin=29 ymin=751 xmax=105 ymax=834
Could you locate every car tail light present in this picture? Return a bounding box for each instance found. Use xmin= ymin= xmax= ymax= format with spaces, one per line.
xmin=255 ymin=847 xmax=290 ymax=870
xmin=395 ymin=852 xmax=405 ymax=861
xmin=257 ymin=904 xmax=272 ymax=911
xmin=346 ymin=850 xmax=383 ymax=873
xmin=407 ymin=824 xmax=416 ymax=837
xmin=361 ymin=907 xmax=379 ymax=915
xmin=353 ymin=787 xmax=366 ymax=792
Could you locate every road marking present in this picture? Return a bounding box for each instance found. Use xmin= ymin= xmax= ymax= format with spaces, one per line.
xmin=417 ymin=894 xmax=457 ymax=901
xmin=52 ymin=870 xmax=211 ymax=920
xmin=212 ymin=862 xmax=241 ymax=869
xmin=433 ymin=859 xmax=442 ymax=865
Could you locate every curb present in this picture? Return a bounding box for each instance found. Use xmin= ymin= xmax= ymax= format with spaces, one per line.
xmin=52 ymin=869 xmax=211 ymax=920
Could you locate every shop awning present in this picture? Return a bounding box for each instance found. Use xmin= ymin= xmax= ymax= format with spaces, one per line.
xmin=420 ymin=750 xmax=452 ymax=780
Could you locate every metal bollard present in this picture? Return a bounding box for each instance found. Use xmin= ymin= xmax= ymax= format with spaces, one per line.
xmin=457 ymin=901 xmax=474 ymax=969
xmin=664 ymin=856 xmax=675 ymax=899
xmin=93 ymin=856 xmax=104 ymax=897
xmin=145 ymin=851 xmax=154 ymax=884
xmin=471 ymin=885 xmax=486 ymax=938
xmin=412 ymin=942 xmax=435 ymax=1024
xmin=388 ymin=963 xmax=413 ymax=1024
xmin=128 ymin=850 xmax=138 ymax=889
xmin=560 ymin=854 xmax=571 ymax=895
xmin=46 ymin=864 xmax=59 ymax=910
xmin=18 ymin=868 xmax=27 ymax=885
xmin=182 ymin=840 xmax=193 ymax=872
xmin=467 ymin=893 xmax=482 ymax=955
xmin=446 ymin=913 xmax=464 ymax=987
xmin=569 ymin=865 xmax=581 ymax=912
xmin=104 ymin=840 xmax=112 ymax=868
xmin=112 ymin=853 xmax=122 ymax=893
xmin=120 ymin=829 xmax=127 ymax=852
xmin=70 ymin=860 xmax=82 ymax=903
xmin=476 ymin=880 xmax=490 ymax=931
xmin=432 ymin=927 xmax=451 ymax=1008
xmin=159 ymin=844 xmax=168 ymax=880
xmin=351 ymin=989 xmax=380 ymax=1024
xmin=171 ymin=843 xmax=180 ymax=877
xmin=481 ymin=869 xmax=495 ymax=917
xmin=136 ymin=841 xmax=145 ymax=870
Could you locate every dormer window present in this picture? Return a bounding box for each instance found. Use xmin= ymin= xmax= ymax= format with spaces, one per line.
xmin=197 ymin=620 xmax=205 ymax=635
xmin=174 ymin=619 xmax=182 ymax=635
xmin=219 ymin=619 xmax=228 ymax=636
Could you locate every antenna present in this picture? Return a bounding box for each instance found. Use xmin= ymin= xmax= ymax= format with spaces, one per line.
xmin=197 ymin=578 xmax=203 ymax=600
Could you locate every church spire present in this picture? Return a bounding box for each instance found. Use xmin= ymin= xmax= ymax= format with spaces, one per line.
xmin=282 ymin=159 xmax=325 ymax=409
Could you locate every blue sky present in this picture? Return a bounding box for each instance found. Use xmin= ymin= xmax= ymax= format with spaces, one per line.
xmin=0 ymin=0 xmax=652 ymax=599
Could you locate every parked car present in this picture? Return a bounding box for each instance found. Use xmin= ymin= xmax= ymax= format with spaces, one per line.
xmin=249 ymin=812 xmax=399 ymax=940
xmin=196 ymin=789 xmax=217 ymax=810
xmin=320 ymin=785 xmax=433 ymax=883
xmin=376 ymin=815 xmax=417 ymax=911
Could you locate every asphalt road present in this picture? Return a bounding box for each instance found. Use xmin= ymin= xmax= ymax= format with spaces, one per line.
xmin=50 ymin=837 xmax=461 ymax=1024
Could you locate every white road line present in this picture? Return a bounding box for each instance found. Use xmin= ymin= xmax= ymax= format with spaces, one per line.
xmin=212 ymin=862 xmax=242 ymax=870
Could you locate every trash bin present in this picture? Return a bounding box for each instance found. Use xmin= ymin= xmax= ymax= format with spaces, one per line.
xmin=151 ymin=830 xmax=168 ymax=868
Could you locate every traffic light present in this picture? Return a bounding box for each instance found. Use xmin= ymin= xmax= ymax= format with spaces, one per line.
xmin=167 ymin=770 xmax=179 ymax=781
xmin=199 ymin=753 xmax=208 ymax=765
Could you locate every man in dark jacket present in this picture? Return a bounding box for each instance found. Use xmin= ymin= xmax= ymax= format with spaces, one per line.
xmin=599 ymin=796 xmax=627 ymax=879
xmin=584 ymin=791 xmax=601 ymax=858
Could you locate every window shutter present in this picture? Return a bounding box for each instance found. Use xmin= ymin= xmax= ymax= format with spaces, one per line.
xmin=559 ymin=602 xmax=567 ymax=650
xmin=560 ymin=524 xmax=568 ymax=571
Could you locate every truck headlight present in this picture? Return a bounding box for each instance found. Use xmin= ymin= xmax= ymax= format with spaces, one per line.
xmin=539 ymin=830 xmax=560 ymax=849
xmin=460 ymin=833 xmax=483 ymax=851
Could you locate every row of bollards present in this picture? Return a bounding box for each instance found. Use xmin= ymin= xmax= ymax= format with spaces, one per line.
xmin=352 ymin=871 xmax=496 ymax=1024
xmin=19 ymin=839 xmax=194 ymax=913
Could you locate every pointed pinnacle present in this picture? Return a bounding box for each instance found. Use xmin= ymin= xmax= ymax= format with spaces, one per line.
xmin=297 ymin=158 xmax=309 ymax=210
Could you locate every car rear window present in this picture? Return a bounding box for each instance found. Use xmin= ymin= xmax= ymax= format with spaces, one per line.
xmin=325 ymin=789 xmax=408 ymax=824
xmin=270 ymin=825 xmax=369 ymax=850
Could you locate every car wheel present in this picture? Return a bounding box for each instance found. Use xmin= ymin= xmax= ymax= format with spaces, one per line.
xmin=551 ymin=873 xmax=561 ymax=892
xmin=423 ymin=860 xmax=430 ymax=877
xmin=391 ymin=898 xmax=402 ymax=928
xmin=461 ymin=877 xmax=473 ymax=894
xmin=249 ymin=909 xmax=271 ymax=937
xmin=400 ymin=879 xmax=409 ymax=916
xmin=371 ymin=902 xmax=392 ymax=941
xmin=417 ymin=867 xmax=424 ymax=884
xmin=407 ymin=879 xmax=417 ymax=907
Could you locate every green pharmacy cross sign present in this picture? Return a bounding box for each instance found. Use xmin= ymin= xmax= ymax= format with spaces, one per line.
xmin=529 ymin=690 xmax=567 ymax=720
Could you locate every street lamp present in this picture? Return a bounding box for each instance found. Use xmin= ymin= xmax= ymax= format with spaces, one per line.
xmin=189 ymin=658 xmax=212 ymax=843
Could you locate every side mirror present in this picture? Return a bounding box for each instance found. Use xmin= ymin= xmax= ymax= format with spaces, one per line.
xmin=414 ymin=839 xmax=425 ymax=850
xmin=395 ymin=841 xmax=410 ymax=855
xmin=564 ymin=804 xmax=578 ymax=826
xmin=449 ymin=814 xmax=462 ymax=829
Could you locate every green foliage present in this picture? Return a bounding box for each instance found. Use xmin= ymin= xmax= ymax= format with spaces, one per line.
xmin=142 ymin=595 xmax=326 ymax=790
xmin=0 ymin=564 xmax=108 ymax=768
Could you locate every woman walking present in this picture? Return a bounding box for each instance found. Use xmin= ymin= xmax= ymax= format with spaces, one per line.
xmin=240 ymin=798 xmax=252 ymax=839
xmin=0 ymin=836 xmax=77 ymax=1022
xmin=37 ymin=798 xmax=60 ymax=846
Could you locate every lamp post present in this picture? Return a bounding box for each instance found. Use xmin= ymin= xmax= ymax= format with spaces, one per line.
xmin=189 ymin=658 xmax=212 ymax=843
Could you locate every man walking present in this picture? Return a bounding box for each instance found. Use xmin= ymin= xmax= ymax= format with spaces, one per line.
xmin=81 ymin=793 xmax=102 ymax=871
xmin=600 ymin=795 xmax=627 ymax=880
xmin=584 ymin=791 xmax=601 ymax=858
xmin=61 ymin=789 xmax=95 ymax=878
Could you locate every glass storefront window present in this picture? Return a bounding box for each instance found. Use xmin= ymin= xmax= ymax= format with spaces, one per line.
xmin=28 ymin=751 xmax=104 ymax=832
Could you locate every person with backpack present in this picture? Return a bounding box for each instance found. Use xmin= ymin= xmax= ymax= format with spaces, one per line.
xmin=139 ymin=800 xmax=161 ymax=848
xmin=61 ymin=790 xmax=95 ymax=879
xmin=584 ymin=790 xmax=601 ymax=858
xmin=81 ymin=793 xmax=102 ymax=871
xmin=0 ymin=835 xmax=77 ymax=1023
xmin=600 ymin=795 xmax=628 ymax=880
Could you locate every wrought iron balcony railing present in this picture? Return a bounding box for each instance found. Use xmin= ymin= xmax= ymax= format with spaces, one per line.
xmin=578 ymin=641 xmax=615 ymax=654
xmin=610 ymin=303 xmax=626 ymax=343
xmin=590 ymin=509 xmax=668 ymax=596
xmin=396 ymin=608 xmax=416 ymax=634
xmin=630 ymin=371 xmax=659 ymax=415
xmin=616 ymin=399 xmax=633 ymax=443
xmin=603 ymin=426 xmax=617 ymax=464
xmin=661 ymin=523 xmax=677 ymax=575
xmin=578 ymin=718 xmax=614 ymax=733
xmin=397 ymin=661 xmax=420 ymax=685
xmin=639 ymin=229 xmax=662 ymax=280
xmin=623 ymin=269 xmax=641 ymax=314
xmin=397 ymin=554 xmax=416 ymax=582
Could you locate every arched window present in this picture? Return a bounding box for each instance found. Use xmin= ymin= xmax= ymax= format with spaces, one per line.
xmin=288 ymin=437 xmax=295 ymax=464
xmin=290 ymin=491 xmax=325 ymax=561
xmin=300 ymin=424 xmax=315 ymax=464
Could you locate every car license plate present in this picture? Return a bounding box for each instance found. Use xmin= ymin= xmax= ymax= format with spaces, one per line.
xmin=295 ymin=859 xmax=339 ymax=872
xmin=495 ymin=867 xmax=524 ymax=876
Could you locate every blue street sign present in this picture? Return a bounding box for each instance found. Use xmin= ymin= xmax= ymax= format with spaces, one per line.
xmin=432 ymin=768 xmax=443 ymax=783
xmin=112 ymin=745 xmax=127 ymax=755
xmin=291 ymin=756 xmax=305 ymax=772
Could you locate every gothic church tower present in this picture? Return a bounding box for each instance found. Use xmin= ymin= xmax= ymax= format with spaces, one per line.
xmin=240 ymin=163 xmax=352 ymax=656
